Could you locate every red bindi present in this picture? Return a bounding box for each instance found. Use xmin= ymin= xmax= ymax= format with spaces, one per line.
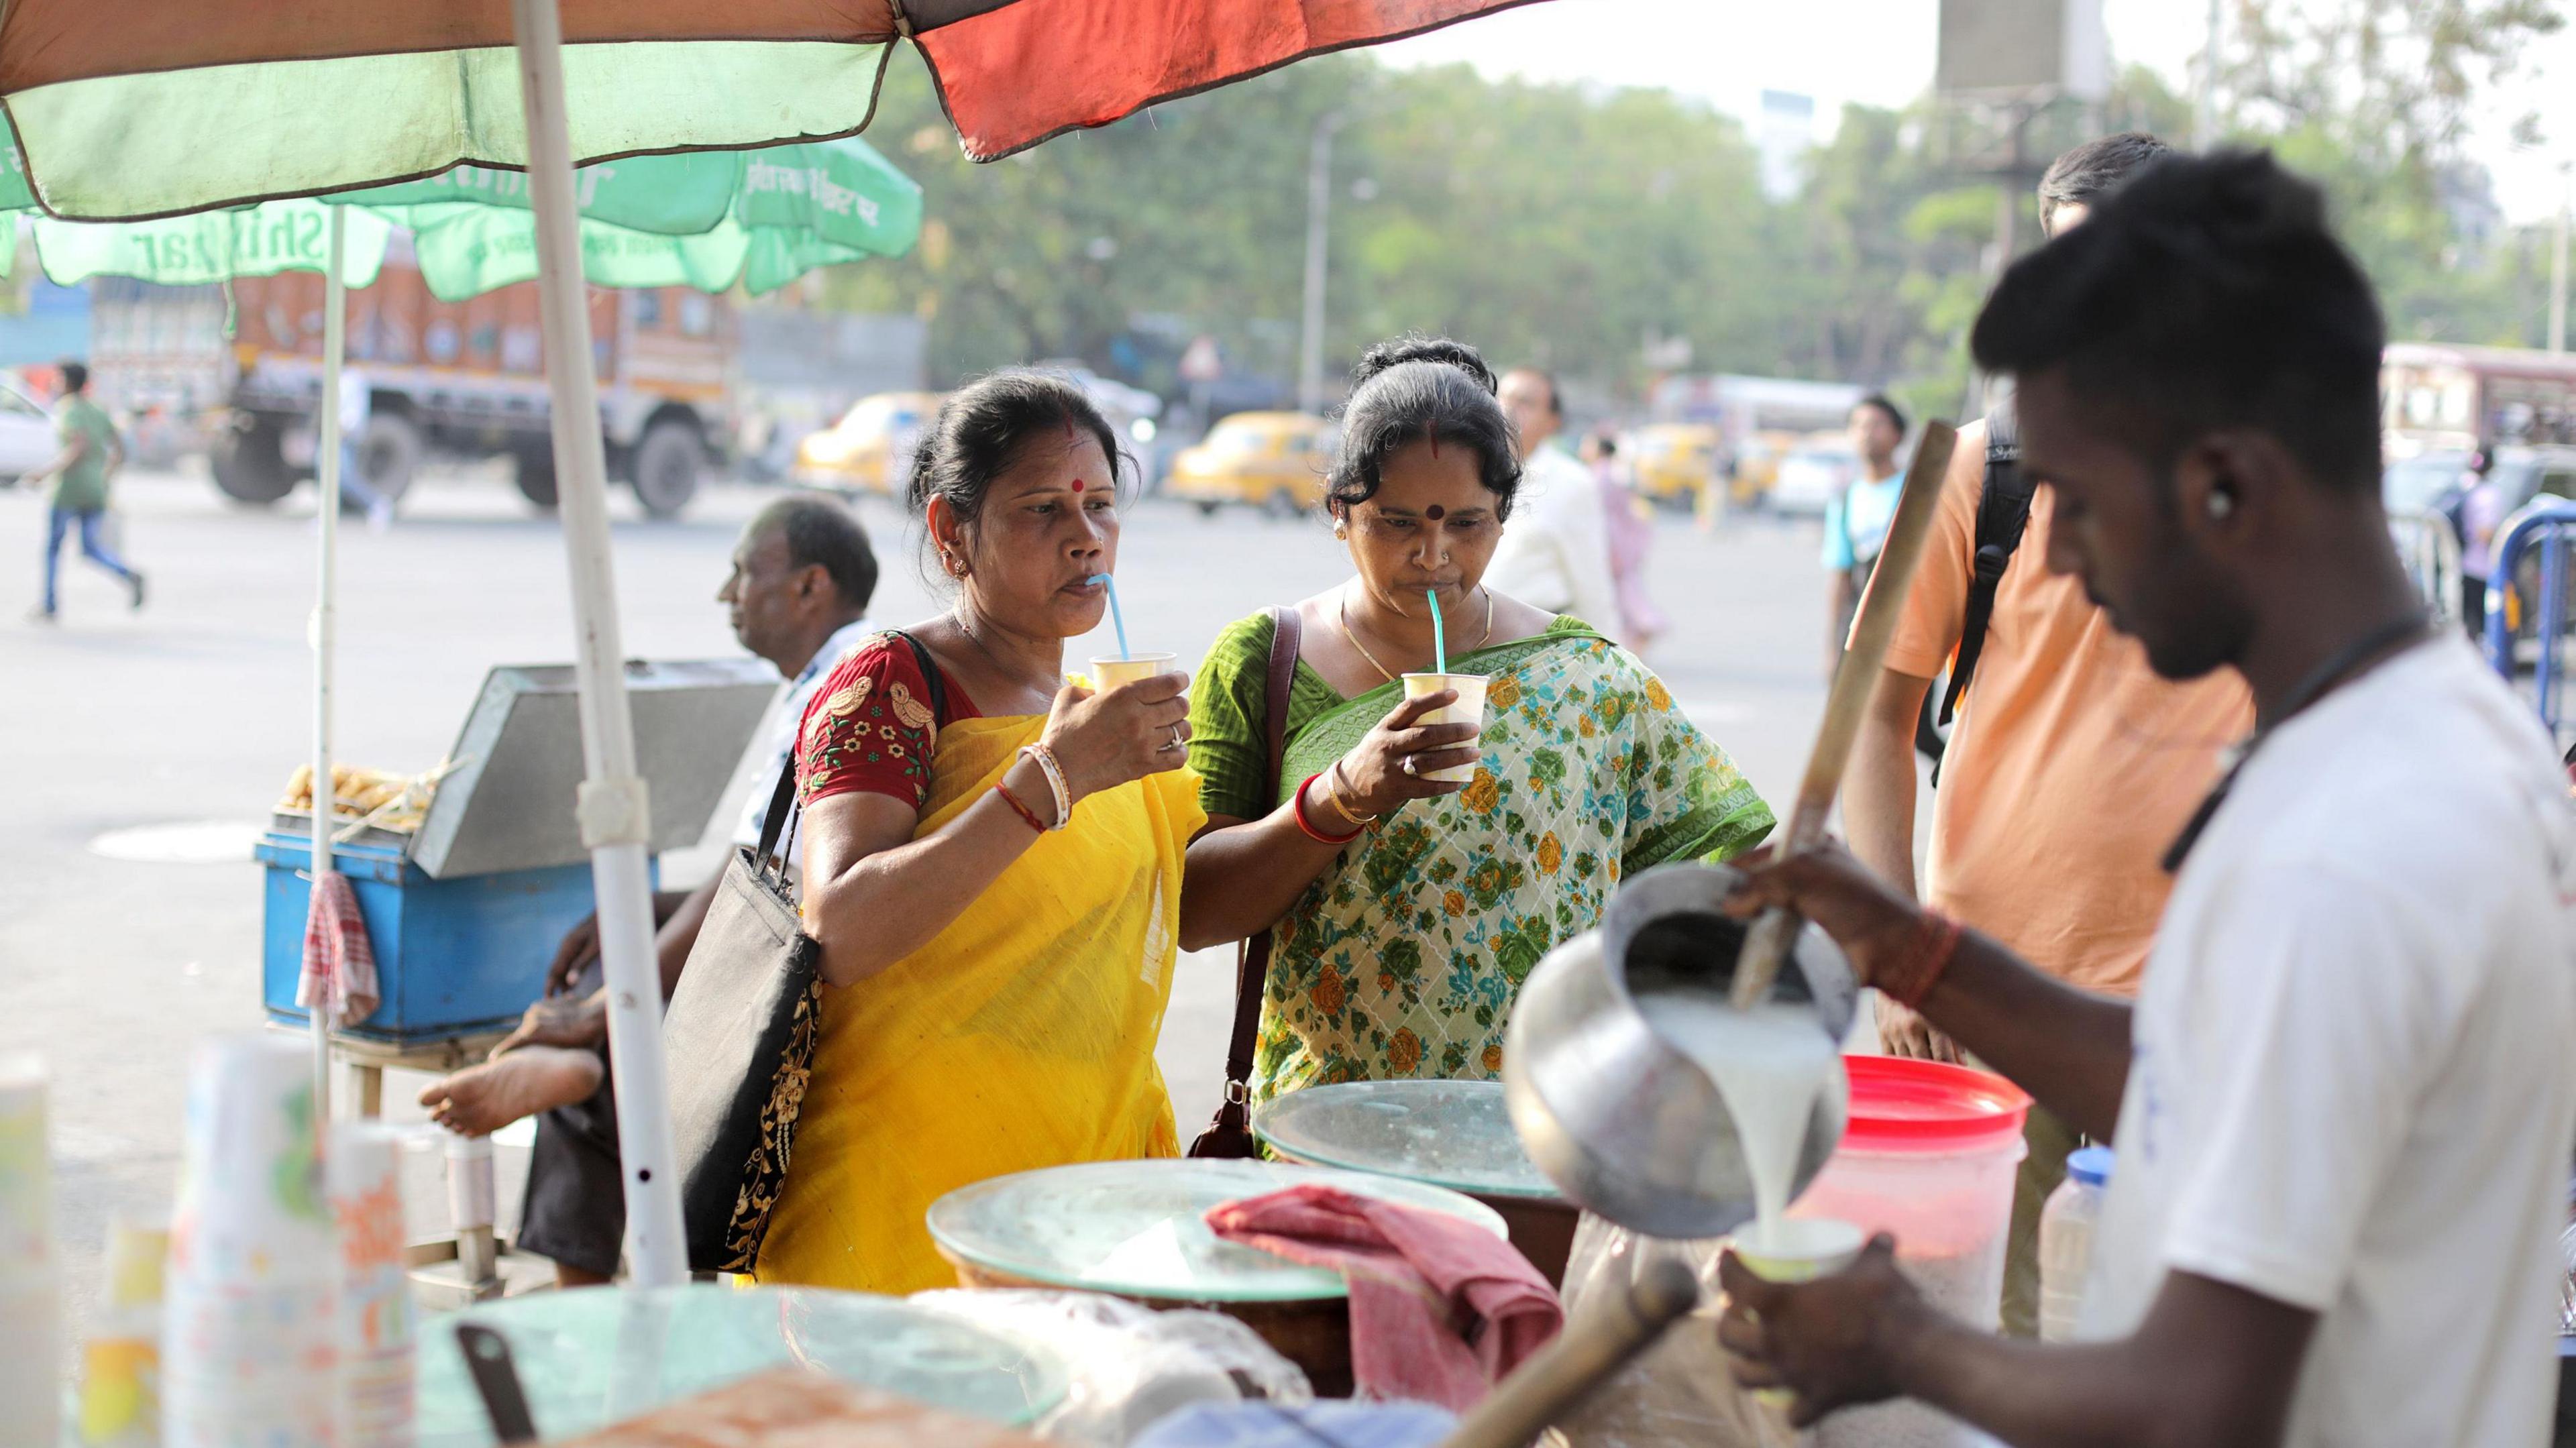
xmin=1425 ymin=504 xmax=1445 ymax=520
xmin=1071 ymin=479 xmax=1085 ymax=492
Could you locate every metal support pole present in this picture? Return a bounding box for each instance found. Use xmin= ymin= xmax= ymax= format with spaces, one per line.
xmin=309 ymin=207 xmax=346 ymax=1129
xmin=1297 ymin=112 xmax=1343 ymax=416
xmin=509 ymin=0 xmax=688 ymax=1287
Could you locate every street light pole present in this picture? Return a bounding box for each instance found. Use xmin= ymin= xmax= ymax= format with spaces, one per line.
xmin=1298 ymin=111 xmax=1345 ymax=416
xmin=2552 ymin=163 xmax=2570 ymax=355
xmin=2194 ymin=0 xmax=2222 ymax=149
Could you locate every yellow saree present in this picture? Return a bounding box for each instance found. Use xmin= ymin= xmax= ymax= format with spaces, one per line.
xmin=753 ymin=714 xmax=1205 ymax=1292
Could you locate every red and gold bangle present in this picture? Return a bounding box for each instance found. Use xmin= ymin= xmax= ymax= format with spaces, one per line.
xmin=1292 ymin=771 xmax=1366 ymax=845
xmin=993 ymin=781 xmax=1049 ymax=834
xmin=1880 ymin=909 xmax=1964 ymax=1009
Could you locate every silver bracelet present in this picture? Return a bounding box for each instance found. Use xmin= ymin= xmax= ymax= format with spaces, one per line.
xmin=1016 ymin=743 xmax=1072 ymax=830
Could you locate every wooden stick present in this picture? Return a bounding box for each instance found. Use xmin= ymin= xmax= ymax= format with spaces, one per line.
xmin=1438 ymin=1253 xmax=1701 ymax=1448
xmin=1731 ymin=421 xmax=1959 ymax=1010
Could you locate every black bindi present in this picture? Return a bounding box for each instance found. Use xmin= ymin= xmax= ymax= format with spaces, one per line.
xmin=1425 ymin=504 xmax=1446 ymax=521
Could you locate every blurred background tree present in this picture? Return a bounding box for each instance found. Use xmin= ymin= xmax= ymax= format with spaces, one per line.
xmin=814 ymin=1 xmax=2568 ymax=423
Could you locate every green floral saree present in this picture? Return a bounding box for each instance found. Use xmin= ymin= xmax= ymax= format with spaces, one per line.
xmin=1191 ymin=616 xmax=1774 ymax=1103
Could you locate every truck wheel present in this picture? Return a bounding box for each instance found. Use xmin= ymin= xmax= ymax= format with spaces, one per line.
xmin=211 ymin=415 xmax=294 ymax=504
xmin=354 ymin=412 xmax=425 ymax=505
xmin=630 ymin=419 xmax=704 ymax=518
xmin=513 ymin=451 xmax=559 ymax=509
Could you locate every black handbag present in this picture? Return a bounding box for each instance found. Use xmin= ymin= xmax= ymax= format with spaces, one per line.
xmin=665 ymin=630 xmax=944 ymax=1272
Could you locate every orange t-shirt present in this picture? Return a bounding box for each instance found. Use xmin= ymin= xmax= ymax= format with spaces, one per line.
xmin=1873 ymin=419 xmax=2254 ymax=996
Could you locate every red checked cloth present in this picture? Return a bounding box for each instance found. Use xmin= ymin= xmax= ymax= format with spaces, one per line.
xmin=1205 ymin=1182 xmax=1562 ymax=1409
xmin=297 ymin=869 xmax=381 ymax=1025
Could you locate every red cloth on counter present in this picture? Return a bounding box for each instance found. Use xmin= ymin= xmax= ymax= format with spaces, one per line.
xmin=1205 ymin=1182 xmax=1562 ymax=1410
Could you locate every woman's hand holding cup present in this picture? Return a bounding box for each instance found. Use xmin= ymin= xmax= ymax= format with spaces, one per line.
xmin=1041 ymin=671 xmax=1192 ymax=803
xmin=1334 ymin=690 xmax=1483 ymax=818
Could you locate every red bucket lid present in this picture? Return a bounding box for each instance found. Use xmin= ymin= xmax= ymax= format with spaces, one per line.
xmin=1841 ymin=1055 xmax=2031 ymax=1154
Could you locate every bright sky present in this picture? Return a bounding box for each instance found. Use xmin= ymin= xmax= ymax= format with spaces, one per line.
xmin=1379 ymin=0 xmax=2576 ymax=224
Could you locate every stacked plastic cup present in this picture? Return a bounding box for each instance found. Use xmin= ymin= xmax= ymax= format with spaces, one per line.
xmin=0 ymin=1054 xmax=60 ymax=1448
xmin=74 ymin=1217 xmax=170 ymax=1448
xmin=332 ymin=1122 xmax=415 ymax=1448
xmin=162 ymin=1034 xmax=340 ymax=1448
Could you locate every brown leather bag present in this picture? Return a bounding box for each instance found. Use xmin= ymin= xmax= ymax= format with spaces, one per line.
xmin=1187 ymin=604 xmax=1302 ymax=1158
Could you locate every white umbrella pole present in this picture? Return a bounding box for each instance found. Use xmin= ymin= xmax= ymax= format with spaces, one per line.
xmin=309 ymin=207 xmax=347 ymax=1127
xmin=509 ymin=0 xmax=688 ymax=1287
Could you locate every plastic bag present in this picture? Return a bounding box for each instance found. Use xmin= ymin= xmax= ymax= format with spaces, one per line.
xmin=909 ymin=1289 xmax=1311 ymax=1447
xmin=1542 ymin=1214 xmax=1792 ymax=1448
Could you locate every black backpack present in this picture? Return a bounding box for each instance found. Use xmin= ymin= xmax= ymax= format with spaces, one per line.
xmin=1935 ymin=401 xmax=2038 ymax=729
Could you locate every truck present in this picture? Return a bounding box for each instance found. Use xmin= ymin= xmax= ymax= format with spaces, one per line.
xmin=91 ymin=238 xmax=734 ymax=516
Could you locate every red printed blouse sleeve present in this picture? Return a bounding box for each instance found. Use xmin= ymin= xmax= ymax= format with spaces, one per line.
xmin=795 ymin=637 xmax=942 ymax=812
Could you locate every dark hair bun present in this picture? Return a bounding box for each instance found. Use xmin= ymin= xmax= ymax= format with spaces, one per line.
xmin=1351 ymin=336 xmax=1498 ymax=396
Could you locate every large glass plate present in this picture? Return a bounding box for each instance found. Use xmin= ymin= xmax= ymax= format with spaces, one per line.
xmin=925 ymin=1160 xmax=1507 ymax=1304
xmin=1252 ymin=1080 xmax=1564 ymax=1201
xmin=413 ymin=1284 xmax=1067 ymax=1446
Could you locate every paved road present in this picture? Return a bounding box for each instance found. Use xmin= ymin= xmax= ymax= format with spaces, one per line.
xmin=1 ymin=463 xmax=1869 ymax=1337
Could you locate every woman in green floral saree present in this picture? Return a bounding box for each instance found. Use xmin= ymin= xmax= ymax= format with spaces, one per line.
xmin=1179 ymin=339 xmax=1773 ymax=1104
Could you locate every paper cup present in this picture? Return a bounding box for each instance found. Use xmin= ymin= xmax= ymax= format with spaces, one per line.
xmin=1729 ymin=1217 xmax=1866 ymax=1411
xmin=170 ymin=1034 xmax=334 ymax=1276
xmin=1091 ymin=651 xmax=1179 ymax=691
xmin=0 ymin=1053 xmax=52 ymax=1282
xmin=333 ymin=1122 xmax=415 ymax=1447
xmin=1401 ymin=673 xmax=1489 ymax=783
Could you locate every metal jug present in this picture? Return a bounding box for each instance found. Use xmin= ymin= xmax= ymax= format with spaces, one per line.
xmin=1502 ymin=862 xmax=1858 ymax=1239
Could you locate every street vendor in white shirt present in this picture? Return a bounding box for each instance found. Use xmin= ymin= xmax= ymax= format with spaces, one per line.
xmin=1715 ymin=150 xmax=2576 ymax=1447
xmin=417 ymin=494 xmax=878 ymax=1285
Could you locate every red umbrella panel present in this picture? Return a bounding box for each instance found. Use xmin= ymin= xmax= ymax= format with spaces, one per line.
xmin=1 ymin=0 xmax=1548 ymax=219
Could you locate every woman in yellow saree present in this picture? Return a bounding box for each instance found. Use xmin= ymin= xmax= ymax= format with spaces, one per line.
xmin=755 ymin=374 xmax=1201 ymax=1292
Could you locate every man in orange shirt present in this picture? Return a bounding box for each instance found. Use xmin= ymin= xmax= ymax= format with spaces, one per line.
xmin=1843 ymin=132 xmax=2255 ymax=1337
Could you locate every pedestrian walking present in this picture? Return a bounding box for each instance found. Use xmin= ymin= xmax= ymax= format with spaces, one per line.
xmin=1837 ymin=133 xmax=2255 ymax=1339
xmin=27 ymin=359 xmax=144 ymax=623
xmin=335 ymin=366 xmax=395 ymax=528
xmin=1719 ymin=146 xmax=2576 ymax=1448
xmin=2449 ymin=439 xmax=2503 ymax=634
xmin=1180 ymin=337 xmax=1772 ymax=1111
xmin=1586 ymin=430 xmax=1669 ymax=651
xmin=1821 ymin=392 xmax=1907 ymax=672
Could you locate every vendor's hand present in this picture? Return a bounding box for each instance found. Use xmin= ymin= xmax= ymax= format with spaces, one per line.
xmin=1721 ymin=840 xmax=1926 ymax=990
xmin=1716 ymin=1235 xmax=1926 ymax=1427
xmin=1040 ymin=673 xmax=1192 ymax=804
xmin=545 ymin=911 xmax=602 ymax=997
xmin=1332 ymin=691 xmax=1483 ymax=816
xmin=1876 ymin=999 xmax=1964 ymax=1065
xmin=492 ymin=993 xmax=606 ymax=1058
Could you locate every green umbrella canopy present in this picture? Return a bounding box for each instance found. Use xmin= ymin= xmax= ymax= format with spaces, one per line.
xmin=387 ymin=137 xmax=922 ymax=300
xmin=30 ymin=199 xmax=393 ymax=287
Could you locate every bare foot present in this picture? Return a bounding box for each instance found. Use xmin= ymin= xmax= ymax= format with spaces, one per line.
xmin=491 ymin=993 xmax=608 ymax=1058
xmin=419 ymin=1046 xmax=603 ymax=1136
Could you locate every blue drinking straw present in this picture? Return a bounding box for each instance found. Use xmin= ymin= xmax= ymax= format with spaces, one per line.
xmin=1091 ymin=573 xmax=1131 ymax=659
xmin=1426 ymin=589 xmax=1448 ymax=675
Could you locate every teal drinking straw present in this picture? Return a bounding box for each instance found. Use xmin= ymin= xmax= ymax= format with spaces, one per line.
xmin=1091 ymin=573 xmax=1131 ymax=659
xmin=1427 ymin=588 xmax=1448 ymax=675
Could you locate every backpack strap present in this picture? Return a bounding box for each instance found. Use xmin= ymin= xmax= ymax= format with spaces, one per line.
xmin=1936 ymin=401 xmax=2035 ymax=728
xmin=1197 ymin=605 xmax=1303 ymax=1156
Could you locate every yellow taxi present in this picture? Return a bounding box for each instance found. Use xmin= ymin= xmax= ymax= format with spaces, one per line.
xmin=1725 ymin=429 xmax=1803 ymax=509
xmin=1625 ymin=423 xmax=1723 ymax=508
xmin=1165 ymin=412 xmax=1334 ymax=515
xmin=794 ymin=391 xmax=944 ymax=496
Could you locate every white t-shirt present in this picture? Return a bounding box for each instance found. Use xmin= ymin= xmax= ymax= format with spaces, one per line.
xmin=2079 ymin=638 xmax=2576 ymax=1447
xmin=1485 ymin=443 xmax=1621 ymax=638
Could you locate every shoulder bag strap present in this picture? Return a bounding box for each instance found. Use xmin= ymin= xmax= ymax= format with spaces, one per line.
xmin=1936 ymin=400 xmax=2037 ymax=729
xmin=1217 ymin=605 xmax=1302 ymax=1121
xmin=761 ymin=629 xmax=950 ymax=881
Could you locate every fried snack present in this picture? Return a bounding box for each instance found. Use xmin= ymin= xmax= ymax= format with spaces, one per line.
xmin=553 ymin=1369 xmax=1052 ymax=1448
xmin=277 ymin=763 xmax=440 ymax=832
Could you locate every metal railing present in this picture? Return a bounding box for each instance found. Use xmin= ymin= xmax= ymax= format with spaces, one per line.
xmin=2387 ymin=508 xmax=2463 ymax=628
xmin=2483 ymin=500 xmax=2576 ymax=738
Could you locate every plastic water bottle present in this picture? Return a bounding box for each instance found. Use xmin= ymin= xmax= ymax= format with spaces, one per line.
xmin=2038 ymin=1146 xmax=2112 ymax=1342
